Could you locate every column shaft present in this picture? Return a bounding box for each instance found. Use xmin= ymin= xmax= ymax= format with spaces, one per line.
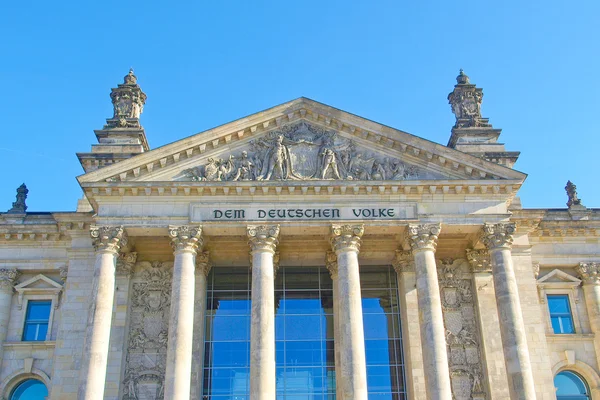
xmin=407 ymin=224 xmax=452 ymax=400
xmin=331 ymin=224 xmax=368 ymax=400
xmin=483 ymin=223 xmax=536 ymax=400
xmin=79 ymin=226 xmax=125 ymax=400
xmin=248 ymin=225 xmax=279 ymax=400
xmin=165 ymin=225 xmax=203 ymax=400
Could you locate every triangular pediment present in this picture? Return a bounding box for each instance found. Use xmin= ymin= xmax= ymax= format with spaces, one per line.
xmin=15 ymin=274 xmax=63 ymax=291
xmin=537 ymin=269 xmax=581 ymax=285
xmin=78 ymin=98 xmax=525 ymax=188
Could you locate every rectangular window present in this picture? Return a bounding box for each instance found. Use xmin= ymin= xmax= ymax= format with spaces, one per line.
xmin=22 ymin=300 xmax=51 ymax=341
xmin=548 ymin=295 xmax=575 ymax=334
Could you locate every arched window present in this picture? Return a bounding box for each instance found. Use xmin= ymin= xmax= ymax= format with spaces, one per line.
xmin=10 ymin=379 xmax=48 ymax=400
xmin=555 ymin=371 xmax=590 ymax=400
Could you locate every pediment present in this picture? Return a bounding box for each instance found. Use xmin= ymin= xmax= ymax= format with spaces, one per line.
xmin=78 ymin=98 xmax=525 ymax=187
xmin=537 ymin=269 xmax=581 ymax=286
xmin=15 ymin=274 xmax=63 ymax=291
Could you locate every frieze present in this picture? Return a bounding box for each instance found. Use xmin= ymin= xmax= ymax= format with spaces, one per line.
xmin=437 ymin=259 xmax=487 ymax=400
xmin=181 ymin=122 xmax=422 ymax=182
xmin=122 ymin=261 xmax=172 ymax=400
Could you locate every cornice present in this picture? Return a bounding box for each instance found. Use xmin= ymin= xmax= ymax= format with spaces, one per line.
xmin=81 ymin=179 xmax=521 ymax=202
xmin=77 ymin=98 xmax=526 ymax=185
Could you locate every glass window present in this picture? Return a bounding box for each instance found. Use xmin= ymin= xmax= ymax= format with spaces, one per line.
xmin=22 ymin=301 xmax=51 ymax=341
xmin=203 ymin=268 xmax=252 ymax=399
xmin=548 ymin=295 xmax=575 ymax=334
xmin=555 ymin=371 xmax=590 ymax=399
xmin=361 ymin=266 xmax=406 ymax=399
xmin=10 ymin=379 xmax=48 ymax=400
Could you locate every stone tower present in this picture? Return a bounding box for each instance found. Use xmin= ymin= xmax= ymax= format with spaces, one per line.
xmin=77 ymin=69 xmax=150 ymax=173
xmin=447 ymin=70 xmax=519 ymax=168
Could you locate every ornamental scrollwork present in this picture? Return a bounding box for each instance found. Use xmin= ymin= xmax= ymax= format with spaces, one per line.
xmin=247 ymin=225 xmax=280 ymax=253
xmin=330 ymin=224 xmax=364 ymax=253
xmin=407 ymin=223 xmax=441 ymax=252
xmin=181 ymin=122 xmax=421 ymax=182
xmin=0 ymin=269 xmax=19 ymax=290
xmin=466 ymin=249 xmax=491 ymax=273
xmin=325 ymin=251 xmax=338 ymax=278
xmin=480 ymin=223 xmax=515 ymax=250
xmin=437 ymin=258 xmax=487 ymax=399
xmin=122 ymin=261 xmax=172 ymax=400
xmin=90 ymin=225 xmax=127 ymax=253
xmin=392 ymin=250 xmax=414 ymax=273
xmin=577 ymin=262 xmax=600 ymax=285
xmin=169 ymin=225 xmax=203 ymax=253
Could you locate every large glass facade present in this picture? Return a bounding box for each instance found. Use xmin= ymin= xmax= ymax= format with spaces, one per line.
xmin=360 ymin=266 xmax=406 ymax=399
xmin=203 ymin=265 xmax=406 ymax=399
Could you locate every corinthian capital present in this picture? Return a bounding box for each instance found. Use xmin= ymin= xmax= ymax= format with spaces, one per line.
xmin=577 ymin=262 xmax=600 ymax=285
xmin=90 ymin=225 xmax=127 ymax=253
xmin=116 ymin=252 xmax=138 ymax=276
xmin=0 ymin=269 xmax=19 ymax=290
xmin=466 ymin=249 xmax=491 ymax=273
xmin=330 ymin=224 xmax=364 ymax=253
xmin=407 ymin=224 xmax=441 ymax=252
xmin=392 ymin=250 xmax=414 ymax=273
xmin=481 ymin=223 xmax=515 ymax=250
xmin=247 ymin=225 xmax=280 ymax=253
xmin=325 ymin=251 xmax=338 ymax=278
xmin=196 ymin=251 xmax=212 ymax=277
xmin=169 ymin=225 xmax=203 ymax=254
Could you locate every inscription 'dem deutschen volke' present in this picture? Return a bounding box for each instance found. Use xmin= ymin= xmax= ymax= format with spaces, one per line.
xmin=191 ymin=204 xmax=417 ymax=222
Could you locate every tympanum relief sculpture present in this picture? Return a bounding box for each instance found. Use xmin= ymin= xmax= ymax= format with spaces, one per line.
xmin=181 ymin=122 xmax=422 ymax=182
xmin=437 ymin=259 xmax=487 ymax=400
xmin=122 ymin=261 xmax=172 ymax=400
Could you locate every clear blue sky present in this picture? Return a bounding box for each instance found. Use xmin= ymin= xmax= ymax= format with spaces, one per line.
xmin=0 ymin=1 xmax=598 ymax=211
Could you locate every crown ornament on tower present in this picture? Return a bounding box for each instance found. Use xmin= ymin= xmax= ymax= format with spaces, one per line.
xmin=105 ymin=68 xmax=147 ymax=129
xmin=447 ymin=69 xmax=490 ymax=129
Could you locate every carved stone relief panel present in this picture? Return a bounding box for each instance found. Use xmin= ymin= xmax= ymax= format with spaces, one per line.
xmin=437 ymin=259 xmax=487 ymax=400
xmin=178 ymin=122 xmax=436 ymax=182
xmin=122 ymin=261 xmax=173 ymax=400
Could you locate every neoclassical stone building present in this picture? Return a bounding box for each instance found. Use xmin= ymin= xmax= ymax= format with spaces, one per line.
xmin=0 ymin=70 xmax=598 ymax=400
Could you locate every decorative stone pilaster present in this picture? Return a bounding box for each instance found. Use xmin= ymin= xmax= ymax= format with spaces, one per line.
xmin=481 ymin=223 xmax=536 ymax=400
xmin=393 ymin=250 xmax=415 ymax=274
xmin=407 ymin=224 xmax=452 ymax=400
xmin=164 ymin=225 xmax=203 ymax=400
xmin=192 ymin=251 xmax=212 ymax=399
xmin=247 ymin=225 xmax=279 ymax=400
xmin=116 ymin=252 xmax=138 ymax=277
xmin=466 ymin=249 xmax=491 ymax=273
xmin=576 ymin=262 xmax=600 ymax=368
xmin=59 ymin=264 xmax=69 ymax=283
xmin=79 ymin=226 xmax=126 ymax=400
xmin=326 ymin=251 xmax=343 ymax=399
xmin=330 ymin=224 xmax=368 ymax=400
xmin=0 ymin=269 xmax=19 ymax=368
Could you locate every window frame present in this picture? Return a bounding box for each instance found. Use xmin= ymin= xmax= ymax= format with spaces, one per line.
xmin=14 ymin=274 xmax=63 ymax=342
xmin=21 ymin=299 xmax=52 ymax=342
xmin=547 ymin=294 xmax=576 ymax=334
xmin=555 ymin=370 xmax=591 ymax=399
xmin=536 ymin=268 xmax=583 ymax=335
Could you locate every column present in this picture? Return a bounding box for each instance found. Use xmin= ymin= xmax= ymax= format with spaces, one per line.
xmin=393 ymin=251 xmax=427 ymax=399
xmin=0 ymin=269 xmax=19 ymax=368
xmin=466 ymin=249 xmax=510 ymax=399
xmin=247 ymin=224 xmax=280 ymax=400
xmin=576 ymin=262 xmax=600 ymax=367
xmin=481 ymin=223 xmax=536 ymax=400
xmin=79 ymin=225 xmax=126 ymax=400
xmin=164 ymin=225 xmax=203 ymax=400
xmin=330 ymin=224 xmax=368 ymax=400
xmin=325 ymin=251 xmax=343 ymax=399
xmin=407 ymin=224 xmax=452 ymax=400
